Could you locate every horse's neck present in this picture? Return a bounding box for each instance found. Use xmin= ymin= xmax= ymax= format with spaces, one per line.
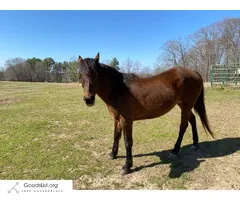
xmin=96 ymin=81 xmax=111 ymax=104
xmin=96 ymin=70 xmax=122 ymax=105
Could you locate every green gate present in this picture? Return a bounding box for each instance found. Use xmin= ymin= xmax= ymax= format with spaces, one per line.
xmin=210 ymin=64 xmax=240 ymax=87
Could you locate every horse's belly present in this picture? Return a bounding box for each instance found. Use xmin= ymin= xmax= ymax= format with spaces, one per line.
xmin=133 ymin=100 xmax=176 ymax=120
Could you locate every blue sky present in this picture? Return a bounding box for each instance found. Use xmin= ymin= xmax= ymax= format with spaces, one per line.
xmin=0 ymin=10 xmax=240 ymax=69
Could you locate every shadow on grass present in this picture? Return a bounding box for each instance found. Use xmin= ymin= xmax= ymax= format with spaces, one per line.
xmin=129 ymin=137 xmax=240 ymax=178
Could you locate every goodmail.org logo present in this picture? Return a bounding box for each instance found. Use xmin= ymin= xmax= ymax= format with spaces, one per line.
xmin=0 ymin=180 xmax=72 ymax=194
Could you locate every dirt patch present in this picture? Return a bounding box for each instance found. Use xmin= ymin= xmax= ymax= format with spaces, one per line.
xmin=73 ymin=172 xmax=158 ymax=190
xmin=80 ymin=120 xmax=91 ymax=125
xmin=0 ymin=98 xmax=12 ymax=104
xmin=0 ymin=98 xmax=22 ymax=105
xmin=185 ymin=154 xmax=240 ymax=189
xmin=53 ymin=83 xmax=80 ymax=87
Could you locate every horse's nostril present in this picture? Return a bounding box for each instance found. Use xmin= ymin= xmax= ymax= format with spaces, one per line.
xmin=86 ymin=99 xmax=91 ymax=104
xmin=83 ymin=96 xmax=95 ymax=106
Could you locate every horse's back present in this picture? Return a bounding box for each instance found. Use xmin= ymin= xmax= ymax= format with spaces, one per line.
xmin=157 ymin=67 xmax=202 ymax=81
xmin=136 ymin=67 xmax=202 ymax=93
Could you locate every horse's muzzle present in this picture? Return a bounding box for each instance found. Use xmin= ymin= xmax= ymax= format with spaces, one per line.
xmin=83 ymin=96 xmax=95 ymax=107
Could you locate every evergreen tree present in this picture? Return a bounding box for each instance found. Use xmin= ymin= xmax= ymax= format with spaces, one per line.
xmin=110 ymin=57 xmax=120 ymax=70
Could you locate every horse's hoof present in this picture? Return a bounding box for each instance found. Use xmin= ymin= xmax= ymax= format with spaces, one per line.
xmin=108 ymin=153 xmax=117 ymax=160
xmin=121 ymin=168 xmax=130 ymax=175
xmin=190 ymin=144 xmax=200 ymax=151
xmin=168 ymin=153 xmax=179 ymax=161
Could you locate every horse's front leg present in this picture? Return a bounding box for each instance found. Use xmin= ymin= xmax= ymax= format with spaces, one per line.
xmin=121 ymin=120 xmax=133 ymax=175
xmin=109 ymin=119 xmax=122 ymax=159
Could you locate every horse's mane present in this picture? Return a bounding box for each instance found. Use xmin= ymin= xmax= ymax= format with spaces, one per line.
xmin=122 ymin=73 xmax=140 ymax=86
xmin=80 ymin=58 xmax=140 ymax=87
xmin=101 ymin=65 xmax=141 ymax=87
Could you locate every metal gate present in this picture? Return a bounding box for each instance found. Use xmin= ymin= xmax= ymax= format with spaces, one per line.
xmin=209 ymin=64 xmax=240 ymax=87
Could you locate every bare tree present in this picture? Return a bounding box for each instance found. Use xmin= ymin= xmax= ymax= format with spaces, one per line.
xmin=139 ymin=66 xmax=153 ymax=77
xmin=121 ymin=57 xmax=133 ymax=73
xmin=157 ymin=37 xmax=189 ymax=70
xmin=4 ymin=58 xmax=26 ymax=81
xmin=219 ymin=18 xmax=240 ymax=64
xmin=120 ymin=58 xmax=141 ymax=74
xmin=156 ymin=18 xmax=240 ymax=82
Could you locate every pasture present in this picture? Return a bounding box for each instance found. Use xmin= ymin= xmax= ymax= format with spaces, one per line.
xmin=0 ymin=81 xmax=239 ymax=189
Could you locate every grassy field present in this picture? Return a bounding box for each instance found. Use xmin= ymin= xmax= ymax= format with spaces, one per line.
xmin=0 ymin=81 xmax=239 ymax=190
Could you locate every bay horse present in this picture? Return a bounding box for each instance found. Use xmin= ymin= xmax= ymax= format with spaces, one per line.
xmin=78 ymin=53 xmax=214 ymax=175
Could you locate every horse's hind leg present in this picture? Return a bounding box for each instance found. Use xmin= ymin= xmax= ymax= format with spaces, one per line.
xmin=109 ymin=119 xmax=122 ymax=159
xmin=169 ymin=106 xmax=191 ymax=159
xmin=189 ymin=111 xmax=199 ymax=148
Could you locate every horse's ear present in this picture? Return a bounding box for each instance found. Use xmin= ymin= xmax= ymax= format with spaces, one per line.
xmin=78 ymin=56 xmax=83 ymax=63
xmin=94 ymin=53 xmax=100 ymax=64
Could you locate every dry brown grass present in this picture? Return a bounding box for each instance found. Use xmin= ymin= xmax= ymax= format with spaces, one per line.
xmin=0 ymin=98 xmax=22 ymax=105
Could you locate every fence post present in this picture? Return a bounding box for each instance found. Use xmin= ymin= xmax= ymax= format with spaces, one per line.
xmin=210 ymin=65 xmax=213 ymax=88
xmin=222 ymin=65 xmax=225 ymax=85
xmin=235 ymin=64 xmax=238 ymax=86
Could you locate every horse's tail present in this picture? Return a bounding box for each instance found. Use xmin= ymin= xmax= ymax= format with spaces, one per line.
xmin=194 ymin=86 xmax=215 ymax=138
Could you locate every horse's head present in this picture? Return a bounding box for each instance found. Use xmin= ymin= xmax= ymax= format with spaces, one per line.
xmin=78 ymin=53 xmax=100 ymax=107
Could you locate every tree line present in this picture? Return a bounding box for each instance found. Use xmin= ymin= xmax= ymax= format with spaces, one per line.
xmin=0 ymin=55 xmax=149 ymax=82
xmin=0 ymin=57 xmax=79 ymax=83
xmin=0 ymin=57 xmax=123 ymax=82
xmin=1 ymin=18 xmax=239 ymax=82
